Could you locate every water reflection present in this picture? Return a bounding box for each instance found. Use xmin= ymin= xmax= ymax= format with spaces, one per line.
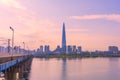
xmin=107 ymin=58 xmax=120 ymax=80
xmin=108 ymin=58 xmax=119 ymax=62
xmin=61 ymin=59 xmax=67 ymax=80
xmin=29 ymin=58 xmax=120 ymax=80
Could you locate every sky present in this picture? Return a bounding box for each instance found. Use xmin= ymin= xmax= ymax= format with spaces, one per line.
xmin=0 ymin=0 xmax=120 ymax=51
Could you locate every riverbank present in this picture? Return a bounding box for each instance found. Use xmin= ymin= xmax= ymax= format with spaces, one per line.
xmin=35 ymin=53 xmax=120 ymax=58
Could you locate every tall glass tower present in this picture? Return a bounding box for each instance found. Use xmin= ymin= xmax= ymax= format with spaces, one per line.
xmin=62 ymin=23 xmax=66 ymax=54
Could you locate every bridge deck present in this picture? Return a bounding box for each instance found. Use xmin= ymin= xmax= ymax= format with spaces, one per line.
xmin=0 ymin=53 xmax=33 ymax=72
xmin=0 ymin=53 xmax=30 ymax=64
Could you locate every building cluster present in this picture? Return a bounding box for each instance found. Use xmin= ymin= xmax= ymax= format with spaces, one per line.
xmin=36 ymin=23 xmax=83 ymax=54
xmin=0 ymin=23 xmax=120 ymax=55
xmin=36 ymin=45 xmax=82 ymax=54
xmin=37 ymin=45 xmax=51 ymax=54
xmin=108 ymin=46 xmax=119 ymax=54
xmin=67 ymin=45 xmax=82 ymax=54
xmin=54 ymin=45 xmax=82 ymax=54
xmin=36 ymin=23 xmax=120 ymax=55
xmin=0 ymin=46 xmax=8 ymax=53
xmin=0 ymin=46 xmax=34 ymax=54
xmin=36 ymin=23 xmax=82 ymax=55
xmin=90 ymin=46 xmax=120 ymax=54
xmin=36 ymin=45 xmax=120 ymax=55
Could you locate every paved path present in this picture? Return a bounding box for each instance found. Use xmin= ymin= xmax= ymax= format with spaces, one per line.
xmin=0 ymin=53 xmax=28 ymax=58
xmin=0 ymin=53 xmax=29 ymax=64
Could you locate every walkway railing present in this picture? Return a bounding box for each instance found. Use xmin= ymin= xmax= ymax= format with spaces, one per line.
xmin=0 ymin=55 xmax=32 ymax=72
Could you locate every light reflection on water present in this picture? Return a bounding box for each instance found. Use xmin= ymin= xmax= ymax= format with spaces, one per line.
xmin=29 ymin=58 xmax=120 ymax=80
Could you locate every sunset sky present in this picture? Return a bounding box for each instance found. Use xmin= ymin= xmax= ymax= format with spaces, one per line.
xmin=0 ymin=0 xmax=120 ymax=51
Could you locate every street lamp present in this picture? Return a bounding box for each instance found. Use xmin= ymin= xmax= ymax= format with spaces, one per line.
xmin=10 ymin=26 xmax=14 ymax=60
xmin=7 ymin=39 xmax=11 ymax=53
xmin=18 ymin=46 xmax=21 ymax=54
xmin=23 ymin=42 xmax=25 ymax=54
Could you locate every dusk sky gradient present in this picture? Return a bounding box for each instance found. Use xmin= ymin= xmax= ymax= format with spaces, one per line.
xmin=0 ymin=0 xmax=120 ymax=51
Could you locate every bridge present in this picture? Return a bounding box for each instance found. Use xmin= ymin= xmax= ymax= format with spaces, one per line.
xmin=0 ymin=53 xmax=33 ymax=80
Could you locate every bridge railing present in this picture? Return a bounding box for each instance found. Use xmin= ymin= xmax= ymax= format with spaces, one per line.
xmin=0 ymin=55 xmax=32 ymax=72
xmin=0 ymin=53 xmax=31 ymax=58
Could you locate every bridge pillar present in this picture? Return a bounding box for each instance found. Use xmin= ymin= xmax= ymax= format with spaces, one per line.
xmin=3 ymin=59 xmax=32 ymax=80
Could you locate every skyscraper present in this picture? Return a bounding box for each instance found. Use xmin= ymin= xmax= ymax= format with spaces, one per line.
xmin=72 ymin=45 xmax=77 ymax=54
xmin=44 ymin=45 xmax=50 ymax=54
xmin=77 ymin=46 xmax=82 ymax=54
xmin=40 ymin=45 xmax=43 ymax=54
xmin=108 ymin=46 xmax=119 ymax=53
xmin=62 ymin=23 xmax=66 ymax=53
xmin=68 ymin=45 xmax=72 ymax=54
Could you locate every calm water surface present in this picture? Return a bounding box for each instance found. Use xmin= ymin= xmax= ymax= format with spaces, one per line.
xmin=29 ymin=58 xmax=120 ymax=80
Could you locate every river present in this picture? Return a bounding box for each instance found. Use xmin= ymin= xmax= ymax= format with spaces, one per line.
xmin=29 ymin=58 xmax=120 ymax=80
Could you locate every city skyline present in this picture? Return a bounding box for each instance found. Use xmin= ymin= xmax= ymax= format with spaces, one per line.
xmin=0 ymin=0 xmax=120 ymax=51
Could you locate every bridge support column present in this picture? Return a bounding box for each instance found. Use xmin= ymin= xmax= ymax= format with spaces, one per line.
xmin=0 ymin=56 xmax=33 ymax=80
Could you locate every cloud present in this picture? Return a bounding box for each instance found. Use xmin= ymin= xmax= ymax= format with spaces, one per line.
xmin=0 ymin=0 xmax=25 ymax=9
xmin=70 ymin=14 xmax=120 ymax=22
xmin=0 ymin=0 xmax=57 ymax=49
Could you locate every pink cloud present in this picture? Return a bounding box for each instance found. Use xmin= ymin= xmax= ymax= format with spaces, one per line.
xmin=0 ymin=0 xmax=25 ymax=9
xmin=70 ymin=14 xmax=120 ymax=22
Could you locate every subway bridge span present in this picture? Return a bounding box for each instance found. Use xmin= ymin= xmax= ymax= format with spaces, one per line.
xmin=0 ymin=53 xmax=33 ymax=80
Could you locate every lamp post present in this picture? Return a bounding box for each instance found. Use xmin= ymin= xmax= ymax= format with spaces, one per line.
xmin=8 ymin=39 xmax=11 ymax=53
xmin=19 ymin=46 xmax=21 ymax=54
xmin=10 ymin=26 xmax=14 ymax=60
xmin=23 ymin=42 xmax=25 ymax=54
